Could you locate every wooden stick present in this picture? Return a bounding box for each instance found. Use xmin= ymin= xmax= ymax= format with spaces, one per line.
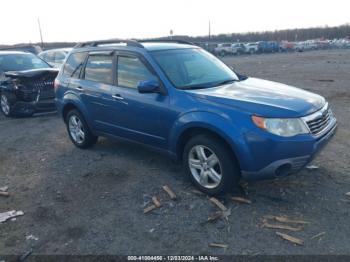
xmin=162 ymin=185 xmax=177 ymax=200
xmin=276 ymin=232 xmax=303 ymax=245
xmin=310 ymin=232 xmax=326 ymax=239
xmin=209 ymin=243 xmax=228 ymax=248
xmin=209 ymin=197 xmax=227 ymax=211
xmin=0 ymin=192 xmax=9 ymax=197
xmin=274 ymin=216 xmax=309 ymax=224
xmin=152 ymin=196 xmax=161 ymax=208
xmin=143 ymin=205 xmax=157 ymax=214
xmin=263 ymin=222 xmax=302 ymax=231
xmin=231 ymin=196 xmax=251 ymax=204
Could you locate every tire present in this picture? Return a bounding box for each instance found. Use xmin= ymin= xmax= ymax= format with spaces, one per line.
xmin=65 ymin=109 xmax=98 ymax=148
xmin=183 ymin=134 xmax=240 ymax=195
xmin=0 ymin=93 xmax=13 ymax=117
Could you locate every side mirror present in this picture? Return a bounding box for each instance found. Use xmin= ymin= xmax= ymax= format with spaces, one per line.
xmin=137 ymin=79 xmax=160 ymax=94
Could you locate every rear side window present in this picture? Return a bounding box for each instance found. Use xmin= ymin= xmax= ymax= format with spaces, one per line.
xmin=117 ymin=56 xmax=156 ymax=88
xmin=84 ymin=54 xmax=113 ymax=85
xmin=62 ymin=52 xmax=87 ymax=78
xmin=54 ymin=52 xmax=66 ymax=64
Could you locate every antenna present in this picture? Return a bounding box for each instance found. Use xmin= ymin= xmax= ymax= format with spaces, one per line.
xmin=37 ymin=18 xmax=44 ymax=49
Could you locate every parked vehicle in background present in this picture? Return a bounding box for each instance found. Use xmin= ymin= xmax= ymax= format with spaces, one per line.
xmin=279 ymin=41 xmax=295 ymax=52
xmin=295 ymin=41 xmax=318 ymax=52
xmin=0 ymin=51 xmax=58 ymax=117
xmin=0 ymin=44 xmax=42 ymax=55
xmin=257 ymin=41 xmax=279 ymax=53
xmin=38 ymin=48 xmax=72 ymax=68
xmin=55 ymin=39 xmax=337 ymax=195
xmin=231 ymin=43 xmax=245 ymax=55
xmin=214 ymin=43 xmax=233 ymax=56
xmin=244 ymin=42 xmax=258 ymax=54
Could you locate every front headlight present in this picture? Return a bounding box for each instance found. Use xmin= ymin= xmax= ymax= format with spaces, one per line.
xmin=252 ymin=115 xmax=309 ymax=137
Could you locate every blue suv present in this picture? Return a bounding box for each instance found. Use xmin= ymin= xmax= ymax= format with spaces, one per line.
xmin=55 ymin=40 xmax=337 ymax=195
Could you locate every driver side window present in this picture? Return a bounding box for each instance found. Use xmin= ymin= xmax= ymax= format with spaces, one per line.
xmin=117 ymin=56 xmax=156 ymax=89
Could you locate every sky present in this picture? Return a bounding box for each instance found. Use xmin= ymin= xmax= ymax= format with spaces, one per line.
xmin=1 ymin=0 xmax=349 ymax=45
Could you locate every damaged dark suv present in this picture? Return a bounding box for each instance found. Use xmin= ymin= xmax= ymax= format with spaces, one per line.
xmin=0 ymin=51 xmax=58 ymax=117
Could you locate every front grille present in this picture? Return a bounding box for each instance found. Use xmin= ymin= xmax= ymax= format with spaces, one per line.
xmin=306 ymin=108 xmax=331 ymax=135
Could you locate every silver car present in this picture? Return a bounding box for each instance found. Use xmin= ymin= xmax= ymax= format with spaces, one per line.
xmin=38 ymin=48 xmax=72 ymax=68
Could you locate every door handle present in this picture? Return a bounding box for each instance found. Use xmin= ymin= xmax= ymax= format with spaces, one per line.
xmin=75 ymin=86 xmax=83 ymax=91
xmin=112 ymin=94 xmax=124 ymax=100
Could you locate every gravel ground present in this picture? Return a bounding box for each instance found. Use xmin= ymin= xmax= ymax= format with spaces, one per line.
xmin=0 ymin=49 xmax=349 ymax=256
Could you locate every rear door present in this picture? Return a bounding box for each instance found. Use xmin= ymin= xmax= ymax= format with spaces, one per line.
xmin=77 ymin=51 xmax=116 ymax=131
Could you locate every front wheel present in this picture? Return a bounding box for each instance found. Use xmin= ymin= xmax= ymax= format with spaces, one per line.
xmin=66 ymin=109 xmax=98 ymax=148
xmin=183 ymin=134 xmax=240 ymax=195
xmin=1 ymin=93 xmax=12 ymax=117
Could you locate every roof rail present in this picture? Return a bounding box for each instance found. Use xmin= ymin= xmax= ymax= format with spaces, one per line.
xmin=140 ymin=39 xmax=195 ymax=46
xmin=74 ymin=39 xmax=144 ymax=49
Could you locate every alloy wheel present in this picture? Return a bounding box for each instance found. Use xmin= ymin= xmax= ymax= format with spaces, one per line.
xmin=1 ymin=94 xmax=10 ymax=115
xmin=68 ymin=115 xmax=85 ymax=144
xmin=188 ymin=145 xmax=222 ymax=189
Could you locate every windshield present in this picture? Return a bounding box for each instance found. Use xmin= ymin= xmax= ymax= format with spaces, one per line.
xmin=151 ymin=48 xmax=238 ymax=89
xmin=0 ymin=53 xmax=50 ymax=72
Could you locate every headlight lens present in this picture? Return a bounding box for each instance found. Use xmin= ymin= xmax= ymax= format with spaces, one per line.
xmin=252 ymin=115 xmax=309 ymax=137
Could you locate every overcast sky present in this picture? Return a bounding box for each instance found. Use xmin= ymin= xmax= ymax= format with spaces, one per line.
xmin=1 ymin=0 xmax=349 ymax=45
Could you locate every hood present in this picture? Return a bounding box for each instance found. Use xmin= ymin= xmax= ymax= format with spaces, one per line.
xmin=4 ymin=68 xmax=58 ymax=79
xmin=187 ymin=77 xmax=325 ymax=118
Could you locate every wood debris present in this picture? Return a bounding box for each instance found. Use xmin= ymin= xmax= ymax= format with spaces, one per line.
xmin=274 ymin=216 xmax=309 ymax=225
xmin=0 ymin=210 xmax=24 ymax=223
xmin=152 ymin=196 xmax=161 ymax=208
xmin=306 ymin=165 xmax=319 ymax=170
xmin=209 ymin=197 xmax=227 ymax=211
xmin=162 ymin=185 xmax=177 ymax=200
xmin=143 ymin=205 xmax=157 ymax=214
xmin=209 ymin=243 xmax=228 ymax=248
xmin=231 ymin=196 xmax=251 ymax=204
xmin=310 ymin=232 xmax=326 ymax=239
xmin=263 ymin=222 xmax=302 ymax=231
xmin=276 ymin=232 xmax=303 ymax=245
xmin=0 ymin=191 xmax=9 ymax=197
xmin=207 ymin=209 xmax=231 ymax=223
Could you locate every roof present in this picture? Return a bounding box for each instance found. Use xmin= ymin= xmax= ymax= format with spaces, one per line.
xmin=141 ymin=42 xmax=196 ymax=51
xmin=73 ymin=40 xmax=197 ymax=53
xmin=0 ymin=51 xmax=30 ymax=55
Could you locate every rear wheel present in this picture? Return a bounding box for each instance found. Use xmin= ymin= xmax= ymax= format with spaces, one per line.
xmin=183 ymin=134 xmax=240 ymax=195
xmin=66 ymin=109 xmax=97 ymax=148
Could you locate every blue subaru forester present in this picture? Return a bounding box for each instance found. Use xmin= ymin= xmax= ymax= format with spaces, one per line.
xmin=55 ymin=40 xmax=337 ymax=195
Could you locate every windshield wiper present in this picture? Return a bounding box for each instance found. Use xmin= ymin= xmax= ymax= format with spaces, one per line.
xmin=215 ymin=79 xmax=237 ymax=86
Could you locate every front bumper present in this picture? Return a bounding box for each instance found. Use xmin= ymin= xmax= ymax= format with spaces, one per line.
xmin=241 ymin=119 xmax=337 ymax=181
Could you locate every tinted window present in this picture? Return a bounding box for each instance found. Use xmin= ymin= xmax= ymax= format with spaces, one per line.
xmin=84 ymin=54 xmax=113 ymax=85
xmin=0 ymin=53 xmax=50 ymax=72
xmin=45 ymin=52 xmax=55 ymax=62
xmin=117 ymin=56 xmax=156 ymax=88
xmin=62 ymin=52 xmax=87 ymax=78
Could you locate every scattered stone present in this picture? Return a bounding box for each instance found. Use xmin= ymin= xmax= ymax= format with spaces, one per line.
xmin=26 ymin=235 xmax=39 ymax=241
xmin=306 ymin=165 xmax=319 ymax=170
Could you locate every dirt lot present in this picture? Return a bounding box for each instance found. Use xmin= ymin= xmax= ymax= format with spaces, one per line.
xmin=1 ymin=49 xmax=349 ymax=256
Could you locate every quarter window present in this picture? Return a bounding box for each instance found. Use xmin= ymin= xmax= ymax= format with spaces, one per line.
xmin=117 ymin=56 xmax=156 ymax=88
xmin=62 ymin=52 xmax=87 ymax=79
xmin=84 ymin=54 xmax=113 ymax=85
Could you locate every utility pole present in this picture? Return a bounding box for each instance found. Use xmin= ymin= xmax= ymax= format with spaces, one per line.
xmin=37 ymin=18 xmax=44 ymax=49
xmin=209 ymin=20 xmax=211 ymax=41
